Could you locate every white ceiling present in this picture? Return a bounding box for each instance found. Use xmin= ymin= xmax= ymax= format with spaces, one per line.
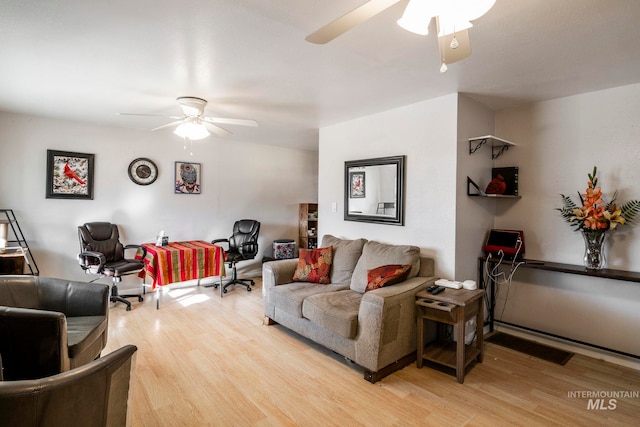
xmin=2 ymin=0 xmax=640 ymax=151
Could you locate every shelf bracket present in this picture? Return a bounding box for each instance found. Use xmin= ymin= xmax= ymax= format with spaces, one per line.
xmin=492 ymin=144 xmax=510 ymax=159
xmin=469 ymin=138 xmax=488 ymax=155
xmin=467 ymin=177 xmax=486 ymax=196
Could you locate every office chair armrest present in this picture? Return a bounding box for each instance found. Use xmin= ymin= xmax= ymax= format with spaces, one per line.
xmin=77 ymin=251 xmax=106 ymax=271
xmin=239 ymin=241 xmax=258 ymax=256
xmin=124 ymin=244 xmax=146 ymax=260
xmin=211 ymin=238 xmax=229 ymax=249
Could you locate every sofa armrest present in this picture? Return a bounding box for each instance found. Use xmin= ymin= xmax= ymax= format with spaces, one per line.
xmin=0 ymin=306 xmax=69 ymax=380
xmin=36 ymin=277 xmax=109 ymax=318
xmin=354 ymin=275 xmax=437 ymax=372
xmin=262 ymin=259 xmax=299 ymax=291
xmin=0 ymin=345 xmax=138 ymax=425
xmin=65 ymin=281 xmax=110 ymax=317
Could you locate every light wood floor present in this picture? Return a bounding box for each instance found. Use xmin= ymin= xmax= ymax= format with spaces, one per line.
xmin=105 ymin=279 xmax=640 ymax=426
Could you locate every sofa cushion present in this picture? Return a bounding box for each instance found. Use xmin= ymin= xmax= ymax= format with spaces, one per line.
xmin=292 ymin=247 xmax=333 ymax=284
xmin=321 ymin=235 xmax=367 ymax=284
xmin=269 ymin=282 xmax=350 ymax=318
xmin=302 ymin=290 xmax=362 ymax=339
xmin=350 ymin=241 xmax=421 ymax=293
xmin=365 ymin=264 xmax=412 ymax=292
xmin=66 ymin=316 xmax=108 ymax=358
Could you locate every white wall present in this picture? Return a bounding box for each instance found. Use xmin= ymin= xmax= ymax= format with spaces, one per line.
xmin=318 ymin=84 xmax=640 ymax=363
xmin=455 ymin=95 xmax=497 ymax=281
xmin=319 ymin=94 xmax=459 ymax=278
xmin=492 ymin=83 xmax=640 ymax=358
xmin=0 ymin=112 xmax=318 ymax=289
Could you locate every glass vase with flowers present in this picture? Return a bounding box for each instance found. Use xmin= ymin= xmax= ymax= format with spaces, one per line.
xmin=557 ymin=166 xmax=640 ymax=270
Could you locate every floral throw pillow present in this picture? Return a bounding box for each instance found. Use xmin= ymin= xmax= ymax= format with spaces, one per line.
xmin=292 ymin=247 xmax=333 ymax=284
xmin=365 ymin=264 xmax=412 ymax=292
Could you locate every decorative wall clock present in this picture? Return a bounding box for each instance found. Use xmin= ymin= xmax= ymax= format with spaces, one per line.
xmin=128 ymin=158 xmax=158 ymax=185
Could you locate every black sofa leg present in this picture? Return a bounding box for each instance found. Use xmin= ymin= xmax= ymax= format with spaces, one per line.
xmin=363 ymin=353 xmax=416 ymax=383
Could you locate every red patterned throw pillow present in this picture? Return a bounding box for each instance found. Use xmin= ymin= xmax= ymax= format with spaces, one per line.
xmin=292 ymin=247 xmax=333 ymax=284
xmin=365 ymin=264 xmax=412 ymax=292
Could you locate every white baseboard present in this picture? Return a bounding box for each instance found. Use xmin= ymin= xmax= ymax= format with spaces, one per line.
xmin=493 ymin=324 xmax=640 ymax=371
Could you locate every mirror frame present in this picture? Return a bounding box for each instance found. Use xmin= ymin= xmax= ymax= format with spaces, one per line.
xmin=344 ymin=155 xmax=405 ymax=226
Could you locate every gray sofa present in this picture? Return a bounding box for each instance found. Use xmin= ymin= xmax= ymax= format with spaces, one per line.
xmin=0 ymin=275 xmax=109 ymax=380
xmin=263 ymin=235 xmax=436 ymax=382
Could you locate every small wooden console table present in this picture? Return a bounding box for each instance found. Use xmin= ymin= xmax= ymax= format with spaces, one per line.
xmin=478 ymin=256 xmax=640 ymax=358
xmin=415 ymin=288 xmax=484 ymax=383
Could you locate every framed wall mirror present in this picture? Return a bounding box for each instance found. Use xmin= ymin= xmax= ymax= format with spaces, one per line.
xmin=344 ymin=155 xmax=405 ymax=225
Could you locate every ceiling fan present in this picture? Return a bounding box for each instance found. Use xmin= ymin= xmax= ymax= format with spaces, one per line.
xmin=118 ymin=97 xmax=258 ymax=140
xmin=305 ymin=0 xmax=496 ymax=71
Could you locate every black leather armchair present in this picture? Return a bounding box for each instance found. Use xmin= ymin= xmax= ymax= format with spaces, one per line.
xmin=0 ymin=275 xmax=109 ymax=381
xmin=213 ymin=219 xmax=260 ymax=294
xmin=0 ymin=345 xmax=137 ymax=427
xmin=78 ymin=222 xmax=146 ymax=311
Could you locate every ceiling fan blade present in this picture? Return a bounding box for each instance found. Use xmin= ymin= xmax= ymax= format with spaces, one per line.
xmin=151 ymin=120 xmax=185 ymax=132
xmin=202 ymin=121 xmax=232 ymax=137
xmin=305 ymin=0 xmax=402 ymax=44
xmin=203 ymin=117 xmax=258 ymax=127
xmin=116 ymin=113 xmax=183 ymax=119
xmin=438 ymin=29 xmax=471 ymax=64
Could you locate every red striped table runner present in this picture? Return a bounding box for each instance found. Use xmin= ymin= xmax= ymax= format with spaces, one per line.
xmin=138 ymin=240 xmax=225 ymax=289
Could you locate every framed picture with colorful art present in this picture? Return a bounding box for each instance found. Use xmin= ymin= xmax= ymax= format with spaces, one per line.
xmin=175 ymin=161 xmax=202 ymax=194
xmin=45 ymin=150 xmax=94 ymax=199
xmin=349 ymin=171 xmax=365 ymax=198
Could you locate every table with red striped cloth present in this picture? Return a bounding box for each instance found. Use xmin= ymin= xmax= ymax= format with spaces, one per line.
xmin=138 ymin=240 xmax=225 ymax=290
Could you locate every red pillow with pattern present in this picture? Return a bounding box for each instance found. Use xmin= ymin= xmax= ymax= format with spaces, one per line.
xmin=365 ymin=264 xmax=411 ymax=292
xmin=292 ymin=247 xmax=333 ymax=284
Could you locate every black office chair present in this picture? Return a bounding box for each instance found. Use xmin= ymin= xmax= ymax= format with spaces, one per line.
xmin=212 ymin=219 xmax=260 ymax=294
xmin=78 ymin=222 xmax=146 ymax=311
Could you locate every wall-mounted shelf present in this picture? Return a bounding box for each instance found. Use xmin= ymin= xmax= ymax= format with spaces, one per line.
xmin=467 ymin=177 xmax=521 ymax=198
xmin=479 ymin=256 xmax=640 ymax=359
xmin=469 ymin=135 xmax=516 ymax=159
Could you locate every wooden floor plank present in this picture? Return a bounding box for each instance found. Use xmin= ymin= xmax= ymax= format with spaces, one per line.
xmin=105 ymin=279 xmax=640 ymax=426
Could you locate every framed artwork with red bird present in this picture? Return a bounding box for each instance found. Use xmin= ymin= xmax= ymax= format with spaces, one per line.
xmin=46 ymin=150 xmax=94 ymax=199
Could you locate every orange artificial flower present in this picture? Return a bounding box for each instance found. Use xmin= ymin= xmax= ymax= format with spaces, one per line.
xmin=558 ymin=166 xmax=640 ymax=233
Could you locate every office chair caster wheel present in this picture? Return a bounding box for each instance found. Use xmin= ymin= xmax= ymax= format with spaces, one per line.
xmin=137 ymin=296 xmax=144 ymax=302
xmin=126 ymin=306 xmax=132 ymax=311
xmin=223 ymin=288 xmax=228 ymax=294
xmin=247 ymin=287 xmax=251 ymax=292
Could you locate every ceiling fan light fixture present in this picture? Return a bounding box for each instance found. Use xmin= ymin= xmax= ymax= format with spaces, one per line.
xmin=397 ymin=0 xmax=494 ymax=36
xmin=397 ymin=0 xmax=438 ymax=35
xmin=173 ymin=121 xmax=210 ymax=140
xmin=176 ymin=96 xmax=207 ymax=117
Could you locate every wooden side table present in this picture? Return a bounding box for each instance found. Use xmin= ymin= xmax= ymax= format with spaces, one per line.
xmin=0 ymin=250 xmax=27 ymax=275
xmin=415 ymin=288 xmax=484 ymax=383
